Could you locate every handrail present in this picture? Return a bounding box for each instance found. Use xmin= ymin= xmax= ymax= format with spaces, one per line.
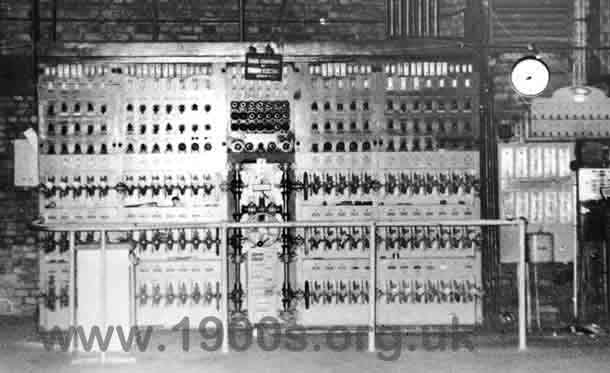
xmin=31 ymin=218 xmax=520 ymax=231
xmin=37 ymin=217 xmax=527 ymax=354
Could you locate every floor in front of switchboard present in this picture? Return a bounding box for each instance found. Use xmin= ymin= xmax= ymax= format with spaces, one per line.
xmin=2 ymin=316 xmax=610 ymax=373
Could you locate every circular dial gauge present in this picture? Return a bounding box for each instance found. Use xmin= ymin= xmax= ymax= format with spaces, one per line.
xmin=243 ymin=213 xmax=282 ymax=248
xmin=510 ymin=57 xmax=550 ymax=97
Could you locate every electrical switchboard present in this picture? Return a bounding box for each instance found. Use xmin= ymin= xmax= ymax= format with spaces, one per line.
xmin=34 ymin=43 xmax=484 ymax=330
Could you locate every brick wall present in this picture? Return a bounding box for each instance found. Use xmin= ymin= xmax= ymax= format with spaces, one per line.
xmin=0 ymin=0 xmax=470 ymax=44
xmin=0 ymin=90 xmax=39 ymax=315
xmin=489 ymin=0 xmax=574 ymax=118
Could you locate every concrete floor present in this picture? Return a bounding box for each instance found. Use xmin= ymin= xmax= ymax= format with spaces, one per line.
xmin=2 ymin=316 xmax=610 ymax=373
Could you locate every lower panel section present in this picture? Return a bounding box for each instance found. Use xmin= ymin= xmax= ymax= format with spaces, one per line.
xmin=77 ymin=246 xmax=131 ymax=352
xmin=296 ymin=258 xmax=370 ymax=326
xmin=296 ymin=257 xmax=481 ymax=327
xmin=377 ymin=258 xmax=481 ymax=325
xmin=246 ymin=247 xmax=283 ymax=324
xmin=39 ymin=261 xmax=70 ymax=330
xmin=135 ymin=260 xmax=223 ymax=328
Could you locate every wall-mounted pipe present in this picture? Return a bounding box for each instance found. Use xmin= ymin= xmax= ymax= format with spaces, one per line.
xmin=573 ymin=0 xmax=587 ymax=87
xmin=402 ymin=0 xmax=411 ymax=37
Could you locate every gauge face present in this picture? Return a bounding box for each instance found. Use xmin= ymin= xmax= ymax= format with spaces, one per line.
xmin=510 ymin=57 xmax=550 ymax=97
xmin=243 ymin=213 xmax=282 ymax=248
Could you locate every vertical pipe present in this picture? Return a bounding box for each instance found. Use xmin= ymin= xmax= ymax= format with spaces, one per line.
xmin=220 ymin=226 xmax=229 ymax=353
xmin=39 ymin=243 xmax=45 ymax=331
xmin=573 ymin=183 xmax=579 ymax=318
xmin=282 ymin=227 xmax=290 ymax=311
xmin=396 ymin=0 xmax=403 ymax=37
xmin=281 ymin=166 xmax=292 ymax=312
xmin=518 ymin=219 xmax=527 ymax=351
xmin=393 ymin=0 xmax=398 ymax=37
xmin=417 ymin=0 xmax=423 ymax=36
xmin=413 ymin=0 xmax=419 ymax=36
xmin=68 ymin=231 xmax=75 ymax=353
xmin=404 ymin=0 xmax=410 ymax=37
xmin=573 ymin=0 xmax=587 ymax=87
xmin=234 ymin=231 xmax=243 ymax=313
xmin=385 ymin=0 xmax=390 ymax=37
xmin=129 ymin=255 xmax=136 ymax=328
xmin=100 ymin=230 xmax=107 ymax=363
xmin=603 ymin=197 xmax=610 ymax=322
xmin=605 ymin=238 xmax=610 ymax=322
xmin=412 ymin=0 xmax=417 ymax=36
xmin=534 ymin=262 xmax=541 ymax=330
xmin=432 ymin=0 xmax=440 ymax=36
xmin=428 ymin=0 xmax=434 ymax=37
xmin=396 ymin=0 xmax=402 ymax=37
xmin=368 ymin=223 xmax=376 ymax=352
xmin=421 ymin=0 xmax=426 ymax=36
xmin=388 ymin=0 xmax=396 ymax=38
xmin=526 ymin=262 xmax=532 ymax=329
xmin=589 ymin=0 xmax=601 ymax=78
xmin=232 ymin=167 xmax=244 ymax=313
xmin=423 ymin=0 xmax=429 ymax=37
xmin=485 ymin=35 xmax=501 ymax=324
xmin=128 ymin=262 xmax=132 ymax=327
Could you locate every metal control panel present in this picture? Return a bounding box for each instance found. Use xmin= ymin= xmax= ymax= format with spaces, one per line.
xmin=292 ymin=60 xmax=482 ymax=326
xmin=35 ymin=43 xmax=483 ymax=329
xmin=498 ymin=142 xmax=576 ymax=263
xmin=37 ymin=63 xmax=229 ymax=224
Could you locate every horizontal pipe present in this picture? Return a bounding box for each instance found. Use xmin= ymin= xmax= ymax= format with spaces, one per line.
xmin=32 ymin=218 xmax=522 ymax=232
xmin=229 ymin=219 xmax=520 ymax=228
xmin=376 ymin=219 xmax=519 ymax=227
xmin=36 ymin=39 xmax=477 ymax=59
xmin=26 ymin=38 xmax=576 ymax=56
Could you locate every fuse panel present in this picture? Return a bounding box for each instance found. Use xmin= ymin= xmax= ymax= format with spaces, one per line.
xmin=38 ymin=64 xmax=122 ymax=223
xmin=376 ymin=258 xmax=481 ymax=325
xmin=498 ymin=142 xmax=576 ymax=263
xmin=37 ymin=62 xmax=229 ymax=224
xmin=296 ymin=263 xmax=482 ymax=326
xmin=135 ymin=260 xmax=223 ymax=328
xmin=298 ymin=62 xmax=378 ymax=154
xmin=226 ymin=64 xmax=301 ymax=154
xmin=382 ymin=61 xmax=479 ymax=151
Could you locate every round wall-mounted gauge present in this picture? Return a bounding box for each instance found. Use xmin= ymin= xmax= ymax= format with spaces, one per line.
xmin=242 ymin=212 xmax=282 ymax=248
xmin=510 ymin=56 xmax=550 ymax=97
